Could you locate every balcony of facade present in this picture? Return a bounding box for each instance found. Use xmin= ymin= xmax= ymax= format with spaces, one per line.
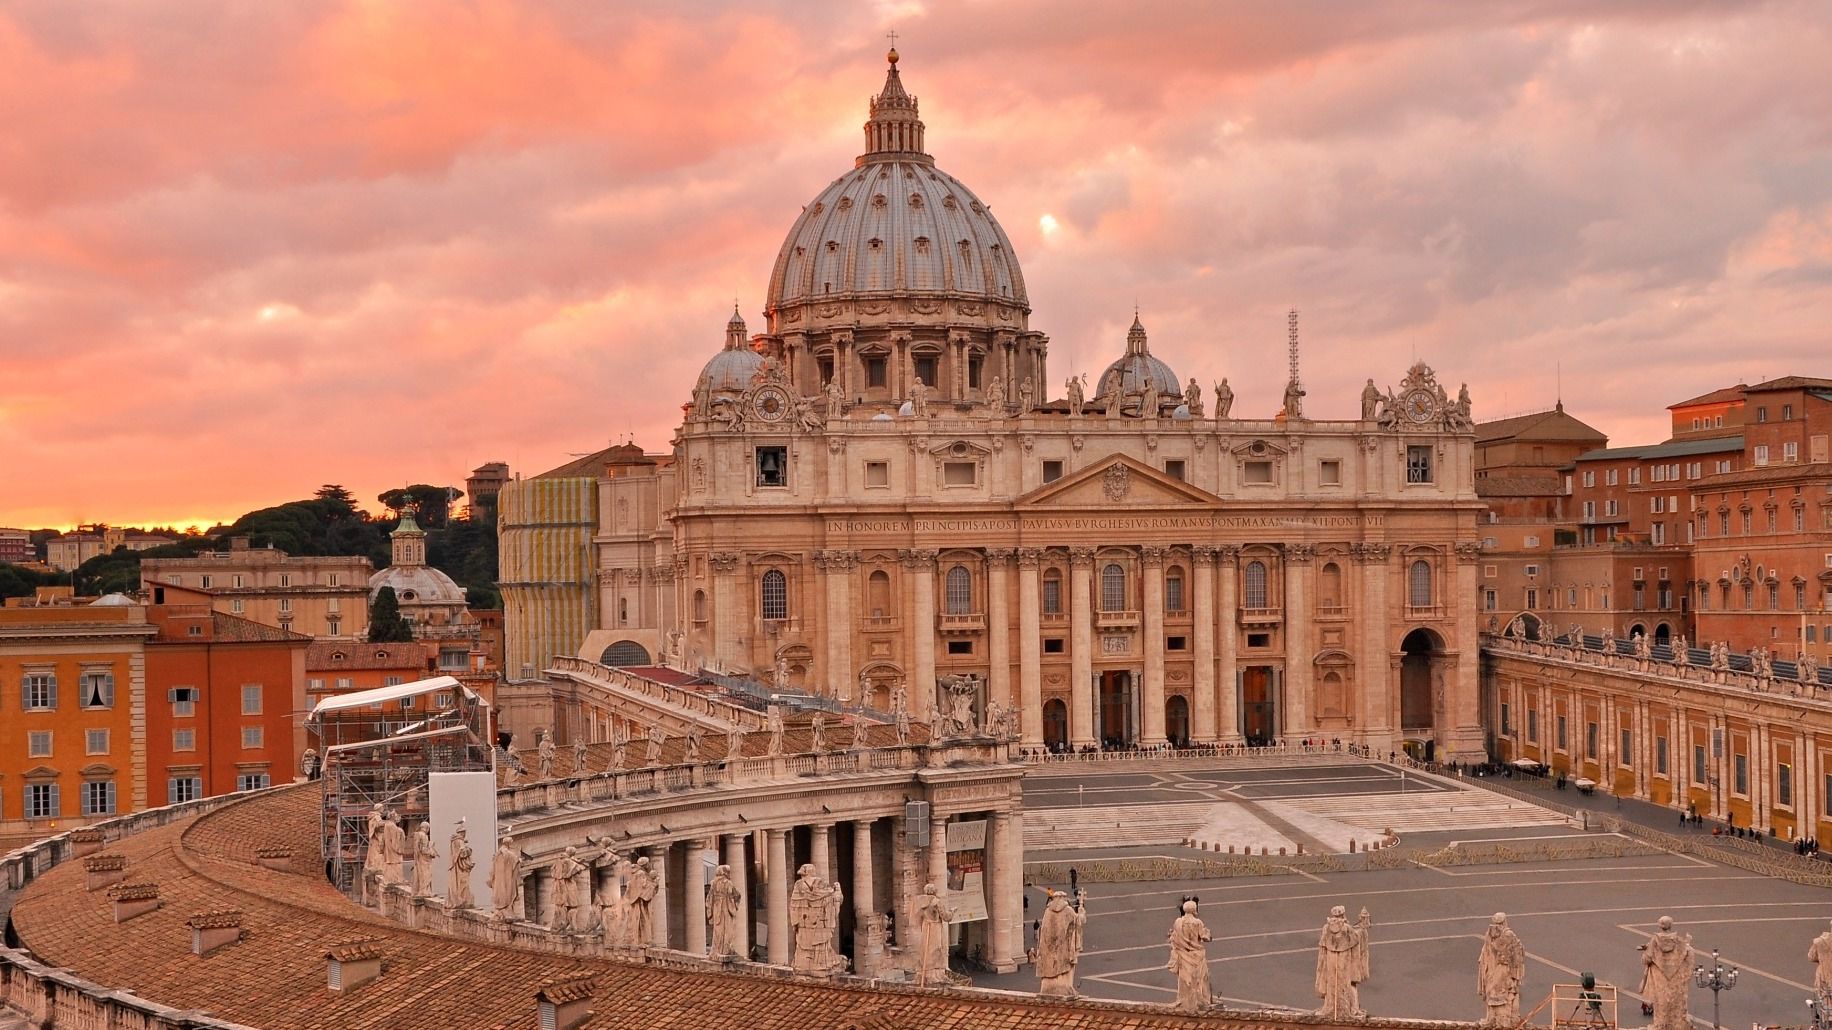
xmin=1315 ymin=604 xmax=1350 ymax=621
xmin=1040 ymin=611 xmax=1068 ymax=628
xmin=1238 ymin=607 xmax=1282 ymax=627
xmin=937 ymin=612 xmax=986 ymax=634
xmin=860 ymin=614 xmax=899 ymax=632
xmin=1094 ymin=608 xmax=1140 ymax=630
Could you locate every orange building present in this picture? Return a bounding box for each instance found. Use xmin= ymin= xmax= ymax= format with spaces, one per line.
xmin=143 ymin=605 xmax=310 ymax=801
xmin=304 ymin=640 xmax=496 ymax=744
xmin=0 ymin=602 xmax=156 ymax=849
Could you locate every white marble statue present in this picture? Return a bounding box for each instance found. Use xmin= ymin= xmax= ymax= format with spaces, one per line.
xmin=773 ymin=655 xmax=791 ymax=692
xmin=913 ymin=882 xmax=953 ymax=986
xmin=1017 ymin=376 xmax=1034 ymax=413
xmin=364 ymin=804 xmax=387 ymax=879
xmin=1478 ymin=912 xmax=1525 ymax=1026
xmin=810 ymin=711 xmax=827 ymax=752
xmin=1140 ymin=377 xmax=1160 ymax=419
xmin=552 ymin=846 xmax=587 ymax=931
xmin=767 ymin=706 xmax=785 ymax=755
xmin=985 ymin=375 xmax=1005 ymax=411
xmin=1361 ymin=378 xmax=1381 ymax=420
xmin=1036 ymin=889 xmax=1086 ymax=997
xmin=1213 ymin=378 xmax=1234 ymax=419
xmin=489 ymin=834 xmax=523 ymax=919
xmin=1640 ymin=916 xmax=1693 ymax=1030
xmin=849 ymin=708 xmax=868 ymax=749
xmin=895 ymin=705 xmax=911 ymax=745
xmin=947 ymin=688 xmax=975 ymax=737
xmin=380 ymin=811 xmax=407 ymax=885
xmin=410 ymin=821 xmax=437 ymax=897
xmin=572 ymin=737 xmax=587 ymax=774
xmin=645 ymin=725 xmax=666 ymax=766
xmin=1065 ymin=374 xmax=1086 ymax=416
xmin=684 ymin=724 xmax=704 ymax=764
xmin=609 ymin=727 xmax=628 ymax=771
xmin=789 ymin=863 xmax=843 ymax=973
xmin=910 ymin=377 xmax=930 ymax=418
xmin=824 ymin=379 xmax=845 ymax=420
xmin=447 ymin=821 xmax=474 ymax=909
xmin=710 ymin=863 xmax=743 ymax=959
xmin=1316 ymin=905 xmax=1370 ymax=1019
xmin=626 ymin=856 xmax=658 ymax=945
xmin=537 ymin=731 xmax=556 ymax=779
xmin=726 ymin=722 xmax=745 ymax=760
xmin=1167 ymin=898 xmax=1212 ymax=1013
xmin=1283 ymin=377 xmax=1306 ymax=419
xmin=1184 ymin=377 xmax=1203 ymax=416
xmin=597 ymin=852 xmax=627 ymax=946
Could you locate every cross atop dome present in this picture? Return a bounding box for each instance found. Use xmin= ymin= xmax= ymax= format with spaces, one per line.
xmin=724 ymin=304 xmax=748 ymax=350
xmin=861 ymin=41 xmax=928 ymax=164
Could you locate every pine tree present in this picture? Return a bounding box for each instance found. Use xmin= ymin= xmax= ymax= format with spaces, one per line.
xmin=367 ymin=586 xmax=415 ymax=643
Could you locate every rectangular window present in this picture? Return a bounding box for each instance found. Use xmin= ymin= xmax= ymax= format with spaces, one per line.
xmin=1164 ymin=459 xmax=1186 ymax=481
xmin=26 ymin=783 xmax=59 ymax=819
xmin=1406 ymin=446 xmax=1433 ymax=484
xmin=86 ymin=728 xmax=109 ymax=755
xmin=1525 ymin=588 xmax=1539 ymax=609
xmin=1523 ymin=564 xmax=1540 ymax=577
xmin=1620 ymin=728 xmax=1632 ymax=766
xmin=1319 ymin=459 xmax=1342 ymax=485
xmin=1583 ymin=470 xmax=1596 ymax=488
xmin=1585 ymin=722 xmax=1598 ymax=760
xmin=1483 ymin=589 xmax=1497 ymax=610
xmin=174 ymin=728 xmax=196 ymax=752
xmin=1042 ymin=577 xmax=1062 ymax=614
xmin=1785 ymin=441 xmax=1799 ymax=462
xmin=236 ymin=773 xmax=271 ymax=791
xmin=277 ymin=597 xmax=292 ymax=614
xmin=279 ymin=573 xmax=291 ymax=587
xmin=942 ymin=461 xmax=977 ymax=486
xmin=864 ymin=460 xmax=889 ymax=487
xmin=1556 ymin=715 xmax=1568 ymax=751
xmin=1500 ymin=702 xmax=1512 ymax=735
xmin=170 ymin=686 xmax=196 ymax=718
xmin=865 ymin=356 xmax=887 ymax=388
xmin=1780 ymin=763 xmax=1794 ymax=807
xmin=913 ymin=355 xmax=938 ymax=386
xmin=1527 ymin=709 xmax=1538 ymax=743
xmin=232 ymin=574 xmax=244 ymax=588
xmin=1695 ymin=745 xmax=1708 ymax=784
xmin=1755 ymin=444 xmax=1770 ymax=466
xmin=242 ymin=726 xmax=264 ymax=749
xmin=1042 ymin=638 xmax=1065 ymax=654
xmin=241 ymin=684 xmax=263 ymax=715
xmin=1628 ymin=467 xmax=1640 ymax=485
xmin=168 ymin=777 xmax=202 ymax=805
xmin=1243 ymin=460 xmax=1273 ymax=484
xmin=384 ymin=675 xmax=404 ymax=688
xmin=1606 ymin=469 xmax=1618 ymax=486
xmin=79 ymin=671 xmax=114 ymax=709
xmin=945 ymin=640 xmax=973 ymax=655
xmin=1656 ymin=735 xmax=1668 ymax=775
xmin=1734 ymin=753 xmax=1749 ymax=795
xmin=1041 ymin=459 xmax=1064 ymax=483
xmin=1167 ymin=635 xmax=1188 ymax=651
xmin=231 ymin=598 xmax=245 ymax=613
xmin=329 ymin=573 xmax=341 ymax=587
xmin=755 ymin=446 xmax=788 ymax=487
xmin=82 ymin=780 xmax=115 ymax=816
xmin=28 ymin=730 xmax=52 ymax=757
xmin=200 ymin=575 xmax=212 ymax=588
xmin=22 ymin=672 xmax=56 ymax=710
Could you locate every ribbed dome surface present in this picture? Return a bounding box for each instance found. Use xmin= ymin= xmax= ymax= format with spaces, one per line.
xmin=369 ymin=565 xmax=467 ymax=606
xmin=696 ymin=348 xmax=764 ymax=394
xmin=1095 ymin=316 xmax=1180 ymax=398
xmin=767 ymin=162 xmax=1027 ymax=310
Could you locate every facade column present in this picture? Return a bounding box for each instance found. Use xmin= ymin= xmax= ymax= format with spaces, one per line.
xmin=811 ymin=823 xmax=832 ymax=880
xmin=852 ymin=818 xmax=876 ymax=972
xmin=710 ymin=552 xmax=742 ymax=670
xmin=1191 ymin=547 xmax=1218 ymax=744
xmin=1069 ymin=548 xmax=1097 ymax=748
xmin=765 ymin=829 xmax=790 ymax=965
xmin=904 ymin=549 xmax=939 ymax=718
xmin=987 ymin=549 xmax=1014 ymax=714
xmin=1017 ymin=549 xmax=1044 ymax=748
xmin=890 ymin=814 xmax=915 ymax=950
xmin=986 ymin=811 xmax=1022 ymax=972
xmin=1283 ymin=545 xmax=1313 ymax=738
xmin=684 ymin=839 xmax=710 ymax=955
xmin=1141 ymin=546 xmax=1167 ymax=746
xmin=1357 ymin=545 xmax=1392 ymax=747
xmin=1217 ymin=547 xmax=1241 ymax=744
xmin=1450 ymin=543 xmax=1485 ymax=759
xmin=927 ymin=814 xmax=948 ymax=893
xmin=724 ymin=832 xmax=750 ymax=960
xmin=821 ymin=551 xmax=856 ymax=699
xmin=648 ymin=843 xmax=671 ymax=949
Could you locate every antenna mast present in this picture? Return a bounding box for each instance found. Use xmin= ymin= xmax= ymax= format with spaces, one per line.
xmin=1287 ymin=309 xmax=1300 ymax=384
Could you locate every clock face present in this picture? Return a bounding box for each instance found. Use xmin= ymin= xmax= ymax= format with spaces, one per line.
xmin=1404 ymin=389 xmax=1435 ymax=423
xmin=753 ymin=386 xmax=791 ymax=423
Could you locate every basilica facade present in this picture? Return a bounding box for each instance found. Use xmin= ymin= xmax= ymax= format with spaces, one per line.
xmin=502 ymin=50 xmax=1488 ymax=761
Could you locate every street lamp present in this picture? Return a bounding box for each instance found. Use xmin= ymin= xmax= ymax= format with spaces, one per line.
xmin=1692 ymin=948 xmax=1738 ymax=1030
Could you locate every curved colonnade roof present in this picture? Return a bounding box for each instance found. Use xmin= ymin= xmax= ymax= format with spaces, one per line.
xmin=3 ymin=781 xmax=1399 ymax=1030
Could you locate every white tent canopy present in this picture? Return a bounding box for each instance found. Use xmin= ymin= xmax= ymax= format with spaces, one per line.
xmin=1510 ymin=758 xmax=1541 ymax=769
xmin=308 ymin=675 xmax=480 ymax=719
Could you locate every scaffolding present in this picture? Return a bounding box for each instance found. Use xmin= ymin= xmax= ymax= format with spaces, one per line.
xmin=307 ymin=676 xmax=494 ymax=894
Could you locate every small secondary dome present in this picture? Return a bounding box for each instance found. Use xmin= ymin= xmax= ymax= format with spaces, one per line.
xmin=1095 ymin=315 xmax=1180 ymax=399
xmin=694 ymin=305 xmax=764 ymax=395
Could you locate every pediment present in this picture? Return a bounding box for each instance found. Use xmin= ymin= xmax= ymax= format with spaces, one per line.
xmin=1018 ymin=455 xmax=1221 ymax=508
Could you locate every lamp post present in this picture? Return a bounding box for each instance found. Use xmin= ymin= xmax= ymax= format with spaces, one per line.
xmin=1692 ymin=948 xmax=1738 ymax=1030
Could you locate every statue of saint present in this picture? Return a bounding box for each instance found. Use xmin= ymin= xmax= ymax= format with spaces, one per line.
xmin=1184 ymin=377 xmax=1203 ymax=416
xmin=789 ymin=864 xmax=844 ymax=973
xmin=985 ymin=375 xmax=1005 ymax=411
xmin=1065 ymin=374 xmax=1086 ymax=416
xmin=1477 ymin=912 xmax=1525 ymax=1026
xmin=726 ymin=722 xmax=745 ymax=761
xmin=910 ymin=377 xmax=930 ymax=418
xmin=913 ymin=882 xmax=953 ymax=986
xmin=447 ymin=821 xmax=475 ymax=909
xmin=811 ymin=711 xmax=829 ymax=752
xmin=380 ymin=810 xmax=407 ymax=886
xmin=1036 ymin=889 xmax=1087 ymax=997
xmin=597 ymin=851 xmax=626 ymax=946
xmin=626 ymin=856 xmax=658 ymax=946
xmin=1140 ymin=377 xmax=1160 ymax=418
xmin=1809 ymin=919 xmax=1832 ymax=995
xmin=1167 ymin=899 xmax=1212 ymax=1013
xmin=849 ymin=708 xmax=868 ymax=749
xmin=1017 ymin=376 xmax=1034 ymax=413
xmin=410 ymin=821 xmax=438 ymax=897
xmin=1315 ymin=905 xmax=1370 ymax=1019
xmin=644 ymin=725 xmax=666 ymax=767
xmin=947 ymin=688 xmax=975 ymax=737
xmin=1101 ymin=374 xmax=1124 ymax=417
xmin=896 ymin=705 xmax=911 ymax=745
xmin=488 ymin=834 xmax=523 ymax=919
xmin=773 ymin=656 xmax=791 ymax=692
xmin=767 ymin=706 xmax=785 ymax=755
xmin=984 ymin=698 xmax=1005 ymax=738
xmin=1213 ymin=378 xmax=1234 ymax=419
xmin=364 ymin=804 xmax=387 ymax=879
xmin=1361 ymin=378 xmax=1382 ymax=420
xmin=1641 ymin=916 xmax=1693 ymax=1030
xmin=709 ymin=864 xmax=743 ymax=959
xmin=610 ymin=728 xmax=628 ymax=771
xmin=684 ymin=724 xmax=704 ymax=764
xmin=552 ymin=846 xmax=587 ymax=931
xmin=1283 ymin=377 xmax=1306 ymax=419
xmin=572 ymin=737 xmax=587 ymax=775
xmin=825 ymin=379 xmax=845 ymax=420
xmin=537 ymin=731 xmax=556 ymax=779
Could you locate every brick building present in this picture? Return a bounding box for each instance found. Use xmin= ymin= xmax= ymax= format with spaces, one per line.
xmin=141 ymin=537 xmax=372 ymax=638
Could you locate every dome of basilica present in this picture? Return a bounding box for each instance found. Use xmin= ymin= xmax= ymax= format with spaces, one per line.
xmin=765 ymin=50 xmax=1027 ymax=318
xmin=1095 ymin=315 xmax=1180 ymax=399
xmin=694 ymin=305 xmax=764 ymax=395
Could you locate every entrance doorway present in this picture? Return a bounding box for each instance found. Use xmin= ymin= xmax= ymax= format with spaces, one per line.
xmin=1241 ymin=667 xmax=1277 ymax=746
xmin=1399 ymin=628 xmax=1440 ymax=734
xmin=1098 ymin=670 xmax=1135 ymax=749
xmin=1654 ymin=623 xmax=1671 ymax=645
xmin=1043 ymin=699 xmax=1068 ymax=752
xmin=1165 ymin=695 xmax=1190 ymax=747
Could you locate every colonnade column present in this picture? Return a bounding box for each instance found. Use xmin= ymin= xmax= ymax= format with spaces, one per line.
xmin=724 ymin=832 xmax=750 ymax=960
xmin=927 ymin=814 xmax=948 ymax=892
xmin=986 ymin=811 xmax=1022 ymax=972
xmin=1069 ymin=548 xmax=1096 ymax=748
xmin=710 ymin=552 xmax=742 ymax=669
xmin=648 ymin=843 xmax=671 ymax=949
xmin=1141 ymin=546 xmax=1167 ymax=746
xmin=905 ymin=549 xmax=938 ymax=717
xmin=811 ymin=823 xmax=831 ymax=880
xmin=852 ymin=819 xmax=876 ymax=972
xmin=1017 ymin=549 xmax=1044 ymax=748
xmin=1217 ymin=547 xmax=1241 ymax=744
xmin=765 ymin=829 xmax=790 ymax=965
xmin=1191 ymin=547 xmax=1217 ymax=744
xmin=684 ymin=838 xmax=710 ymax=955
xmin=987 ymin=549 xmax=1013 ymax=714
xmin=1283 ymin=545 xmax=1312 ymax=738
xmin=821 ymin=551 xmax=855 ymax=699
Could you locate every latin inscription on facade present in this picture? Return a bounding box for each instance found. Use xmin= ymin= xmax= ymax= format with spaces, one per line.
xmin=823 ymin=514 xmax=1379 ymax=535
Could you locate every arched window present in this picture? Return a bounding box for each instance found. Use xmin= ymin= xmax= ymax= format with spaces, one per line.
xmin=1042 ymin=569 xmax=1063 ymax=615
xmin=945 ymin=565 xmax=973 ymax=615
xmin=1409 ymin=560 xmax=1433 ymax=607
xmin=1243 ymin=560 xmax=1268 ymax=609
xmin=1165 ymin=569 xmax=1185 ymax=613
xmin=760 ymin=570 xmax=788 ymax=621
xmin=1318 ymin=562 xmax=1343 ymax=608
xmin=1101 ymin=563 xmax=1126 ymax=612
xmin=867 ymin=570 xmax=892 ymax=617
xmin=692 ymin=589 xmax=707 ymax=622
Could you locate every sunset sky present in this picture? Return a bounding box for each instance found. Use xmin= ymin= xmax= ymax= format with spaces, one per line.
xmin=3 ymin=1 xmax=1831 ymax=531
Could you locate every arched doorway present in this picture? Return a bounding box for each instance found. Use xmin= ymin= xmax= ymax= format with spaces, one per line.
xmin=1629 ymin=623 xmax=1646 ymax=640
xmin=1519 ymin=612 xmax=1546 ymax=641
xmin=599 ymin=640 xmax=651 ymax=667
xmin=1399 ymin=629 xmax=1440 ymax=742
xmin=1098 ymin=671 xmax=1135 ymax=749
xmin=1654 ymin=623 xmax=1671 ymax=645
xmin=1043 ymin=699 xmax=1068 ymax=752
xmin=1165 ymin=695 xmax=1190 ymax=747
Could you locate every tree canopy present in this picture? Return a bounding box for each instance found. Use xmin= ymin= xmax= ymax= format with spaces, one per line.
xmin=367 ymin=586 xmax=415 ymax=642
